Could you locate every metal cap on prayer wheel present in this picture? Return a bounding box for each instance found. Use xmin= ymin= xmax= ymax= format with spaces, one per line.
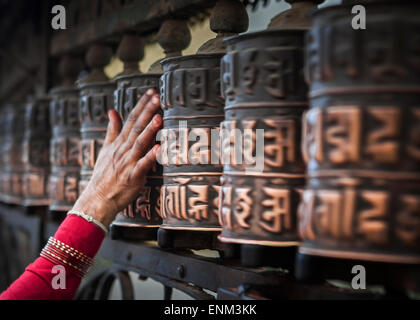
xmin=77 ymin=44 xmax=115 ymax=195
xmin=298 ymin=1 xmax=420 ymax=264
xmin=217 ymin=29 xmax=307 ymax=247
xmin=49 ymin=55 xmax=83 ymax=212
xmin=22 ymin=97 xmax=51 ymax=206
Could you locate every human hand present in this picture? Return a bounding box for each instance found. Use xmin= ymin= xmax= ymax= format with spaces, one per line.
xmin=72 ymin=89 xmax=162 ymax=228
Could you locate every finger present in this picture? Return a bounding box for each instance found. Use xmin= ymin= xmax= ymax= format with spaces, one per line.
xmin=104 ymin=109 xmax=122 ymax=145
xmin=126 ymin=94 xmax=161 ymax=146
xmin=120 ymin=88 xmax=155 ymax=138
xmin=133 ymin=144 xmax=160 ymax=180
xmin=130 ymin=114 xmax=162 ymax=161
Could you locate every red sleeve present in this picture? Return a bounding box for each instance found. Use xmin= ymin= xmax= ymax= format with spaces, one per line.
xmin=0 ymin=215 xmax=105 ymax=300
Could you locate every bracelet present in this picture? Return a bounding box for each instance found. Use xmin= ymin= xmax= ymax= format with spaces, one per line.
xmin=67 ymin=209 xmax=109 ymax=235
xmin=40 ymin=237 xmax=94 ymax=278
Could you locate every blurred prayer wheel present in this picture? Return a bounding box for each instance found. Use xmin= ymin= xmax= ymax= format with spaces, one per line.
xmin=298 ymin=0 xmax=420 ymax=264
xmin=78 ymin=44 xmax=115 ymax=195
xmin=49 ymin=55 xmax=83 ymax=212
xmin=0 ymin=105 xmax=5 ymax=201
xmin=0 ymin=104 xmax=14 ymax=202
xmin=158 ymin=0 xmax=248 ymax=248
xmin=1 ymin=103 xmax=25 ymax=204
xmin=22 ymin=97 xmax=51 ymax=206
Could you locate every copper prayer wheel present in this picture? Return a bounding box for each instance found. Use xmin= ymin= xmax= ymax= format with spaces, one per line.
xmin=159 ymin=53 xmax=225 ymax=231
xmin=78 ymin=44 xmax=115 ymax=195
xmin=112 ymin=73 xmax=162 ymax=229
xmin=49 ymin=55 xmax=83 ymax=212
xmin=218 ymin=29 xmax=307 ymax=248
xmin=111 ymin=34 xmax=163 ymax=233
xmin=158 ymin=1 xmax=248 ymax=238
xmin=22 ymin=97 xmax=51 ymax=206
xmin=298 ymin=0 xmax=420 ymax=264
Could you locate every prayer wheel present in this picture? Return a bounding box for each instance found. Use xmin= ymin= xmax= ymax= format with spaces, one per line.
xmin=0 ymin=104 xmax=14 ymax=202
xmin=1 ymin=103 xmax=25 ymax=204
xmin=78 ymin=44 xmax=115 ymax=195
xmin=49 ymin=55 xmax=83 ymax=212
xmin=298 ymin=0 xmax=420 ymax=264
xmin=217 ymin=0 xmax=320 ymax=266
xmin=159 ymin=53 xmax=225 ymax=231
xmin=111 ymin=22 xmax=191 ymax=238
xmin=9 ymin=103 xmax=25 ymax=205
xmin=0 ymin=105 xmax=5 ymax=201
xmin=22 ymin=97 xmax=51 ymax=206
xmin=158 ymin=0 xmax=248 ymax=247
xmin=218 ymin=29 xmax=307 ymax=248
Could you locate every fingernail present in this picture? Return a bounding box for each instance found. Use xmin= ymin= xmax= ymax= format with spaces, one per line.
xmin=146 ymin=88 xmax=154 ymax=96
xmin=153 ymin=114 xmax=162 ymax=125
xmin=152 ymin=95 xmax=160 ymax=105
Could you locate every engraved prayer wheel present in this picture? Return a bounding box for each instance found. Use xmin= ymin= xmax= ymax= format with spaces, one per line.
xmin=111 ymin=34 xmax=162 ymax=233
xmin=218 ymin=29 xmax=307 ymax=248
xmin=158 ymin=0 xmax=248 ymax=238
xmin=159 ymin=53 xmax=225 ymax=231
xmin=111 ymin=23 xmax=191 ymax=236
xmin=78 ymin=44 xmax=115 ymax=194
xmin=216 ymin=1 xmax=319 ymax=266
xmin=22 ymin=97 xmax=51 ymax=206
xmin=298 ymin=0 xmax=420 ymax=264
xmin=49 ymin=55 xmax=83 ymax=212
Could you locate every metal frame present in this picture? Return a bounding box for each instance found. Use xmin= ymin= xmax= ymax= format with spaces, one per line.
xmin=0 ymin=204 xmax=394 ymax=300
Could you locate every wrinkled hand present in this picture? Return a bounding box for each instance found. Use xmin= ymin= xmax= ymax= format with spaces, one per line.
xmin=72 ymin=89 xmax=162 ymax=228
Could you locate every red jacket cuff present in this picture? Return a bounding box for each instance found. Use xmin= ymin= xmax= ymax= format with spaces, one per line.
xmin=53 ymin=215 xmax=105 ymax=258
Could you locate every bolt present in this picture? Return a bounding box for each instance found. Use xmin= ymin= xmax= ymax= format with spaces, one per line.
xmin=177 ymin=265 xmax=185 ymax=278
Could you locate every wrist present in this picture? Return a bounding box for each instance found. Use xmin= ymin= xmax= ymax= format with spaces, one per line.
xmin=72 ymin=184 xmax=117 ymax=228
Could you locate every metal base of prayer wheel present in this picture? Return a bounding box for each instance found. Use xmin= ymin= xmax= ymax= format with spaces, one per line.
xmin=298 ymin=1 xmax=420 ymax=266
xmin=295 ymin=252 xmax=420 ymax=293
xmin=220 ymin=242 xmax=296 ymax=268
xmin=157 ymin=228 xmax=221 ymax=250
xmin=110 ymin=223 xmax=158 ymax=241
xmin=110 ymin=73 xmax=162 ymax=241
